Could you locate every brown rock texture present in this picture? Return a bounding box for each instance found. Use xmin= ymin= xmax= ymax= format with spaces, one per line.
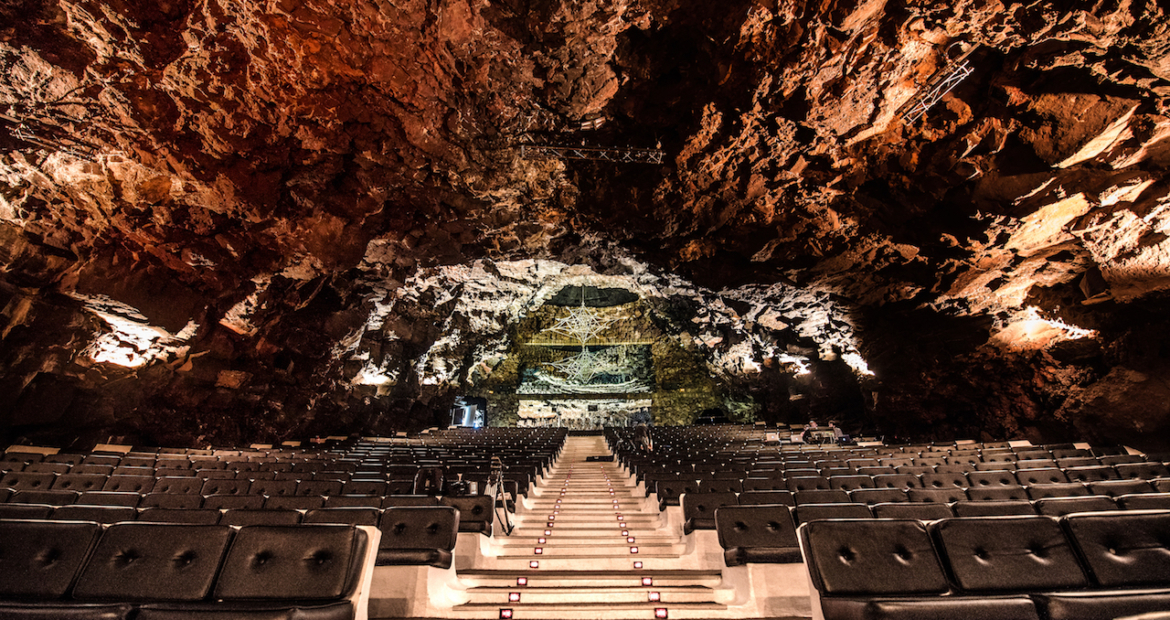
xmin=1 ymin=0 xmax=1170 ymax=451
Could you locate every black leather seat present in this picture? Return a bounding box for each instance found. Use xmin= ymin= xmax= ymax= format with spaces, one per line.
xmin=1118 ymin=492 xmax=1170 ymax=510
xmin=932 ymin=516 xmax=1088 ymax=593
xmin=736 ymin=490 xmax=793 ymax=505
xmin=681 ymin=492 xmax=738 ymax=534
xmin=441 ymin=495 xmax=494 ymax=534
xmin=377 ymin=506 xmax=459 ymax=568
xmin=137 ymin=508 xmax=221 ymax=524
xmin=1026 ymin=482 xmax=1089 ymax=500
xmin=1040 ymin=511 xmax=1170 ymax=620
xmin=0 ymin=520 xmax=102 ymax=598
xmin=74 ymin=523 xmax=233 ymax=601
xmin=801 ymin=518 xmax=1041 ymax=620
xmin=715 ymin=504 xmax=801 ymax=565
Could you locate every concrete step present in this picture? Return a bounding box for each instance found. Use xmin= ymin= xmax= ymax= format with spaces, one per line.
xmin=462 ymin=585 xmax=734 ymax=605
xmin=456 ymin=569 xmax=724 ymax=589
xmin=448 ymin=601 xmax=728 ymax=619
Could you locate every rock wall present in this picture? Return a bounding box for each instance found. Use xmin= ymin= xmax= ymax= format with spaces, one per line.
xmin=1 ymin=0 xmax=1169 ymax=451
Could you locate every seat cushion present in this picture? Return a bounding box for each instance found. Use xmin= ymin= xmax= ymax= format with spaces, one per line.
xmin=1037 ymin=591 xmax=1170 ymax=620
xmin=73 ymin=523 xmax=233 ymax=601
xmin=715 ymin=505 xmax=799 ymax=553
xmin=134 ymin=601 xmax=354 ymax=620
xmin=0 ymin=521 xmax=102 ymax=597
xmin=933 ymin=516 xmax=1088 ymax=592
xmin=214 ymin=525 xmax=364 ymax=600
xmin=802 ymin=519 xmax=949 ymax=596
xmin=797 ymin=503 xmax=873 ymax=523
xmin=52 ymin=505 xmax=137 ymax=524
xmin=951 ymin=500 xmax=1036 ymax=517
xmin=219 ymin=509 xmax=303 ymax=526
xmin=819 ymin=596 xmax=1040 ymax=620
xmin=0 ymin=603 xmax=133 ymax=619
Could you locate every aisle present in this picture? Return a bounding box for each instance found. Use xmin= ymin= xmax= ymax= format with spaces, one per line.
xmin=451 ymin=435 xmax=730 ymax=619
xmin=370 ymin=435 xmax=810 ymax=619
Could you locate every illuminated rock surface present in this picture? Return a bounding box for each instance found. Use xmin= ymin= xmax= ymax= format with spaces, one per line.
xmin=1 ymin=0 xmax=1169 ymax=450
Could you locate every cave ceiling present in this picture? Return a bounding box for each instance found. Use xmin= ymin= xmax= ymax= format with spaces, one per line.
xmin=2 ymin=0 xmax=1170 ymax=450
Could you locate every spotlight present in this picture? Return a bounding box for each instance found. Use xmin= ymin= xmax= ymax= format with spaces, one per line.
xmin=628 ymin=537 xmax=636 ymax=543
xmin=655 ymin=608 xmax=668 ymax=619
xmin=633 ymin=561 xmax=643 ymax=569
xmin=500 ymin=610 xmax=513 ymax=619
xmin=630 ymin=547 xmax=639 ymax=554
xmin=538 ymin=537 xmax=546 ymax=544
xmin=642 ymin=577 xmax=653 ymax=586
xmin=529 ymin=561 xmax=539 ymax=569
xmin=534 ymin=547 xmax=543 ymax=555
xmin=517 ymin=577 xmax=528 ymax=586
xmin=509 ymin=592 xmax=521 ymax=602
xmin=649 ymin=592 xmax=661 ymax=602
xmin=621 ymin=530 xmax=629 ymax=536
xmin=544 ymin=530 xmax=552 ymax=536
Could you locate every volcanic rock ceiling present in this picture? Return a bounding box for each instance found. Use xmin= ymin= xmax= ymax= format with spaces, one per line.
xmin=2 ymin=0 xmax=1170 ymax=451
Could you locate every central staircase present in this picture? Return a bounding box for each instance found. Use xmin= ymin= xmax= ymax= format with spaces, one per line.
xmin=369 ymin=435 xmax=810 ymax=619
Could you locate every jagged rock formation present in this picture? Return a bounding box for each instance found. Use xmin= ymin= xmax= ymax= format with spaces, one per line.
xmin=1 ymin=0 xmax=1169 ymax=451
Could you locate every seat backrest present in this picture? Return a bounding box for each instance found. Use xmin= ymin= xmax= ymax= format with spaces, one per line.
xmin=715 ymin=504 xmax=798 ymax=549
xmin=921 ymin=472 xmax=968 ymax=489
xmin=872 ymin=474 xmax=923 ymax=490
xmin=213 ymin=525 xmax=365 ymax=600
xmin=1064 ymin=466 xmax=1120 ymax=483
xmin=1064 ymin=511 xmax=1170 ymax=588
xmin=933 ymin=516 xmax=1088 ymax=592
xmin=1115 ymin=462 xmax=1170 ymax=479
xmin=73 ymin=523 xmax=233 ymax=600
xmin=0 ymin=471 xmax=55 ymax=491
xmin=78 ymin=491 xmax=141 ymax=507
xmin=801 ymin=519 xmax=950 ymax=596
xmin=1016 ymin=468 xmax=1069 ymax=485
xmin=967 ymin=471 xmax=1019 ymax=488
xmin=0 ymin=520 xmax=102 ymax=597
xmin=103 ymin=475 xmax=155 ymax=494
xmin=441 ymin=495 xmax=494 ymax=531
xmin=379 ymin=506 xmax=459 ymax=551
xmin=682 ymin=492 xmax=739 ymax=522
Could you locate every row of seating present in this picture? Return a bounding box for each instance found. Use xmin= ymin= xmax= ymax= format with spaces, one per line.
xmin=0 ymin=492 xmax=494 ymax=529
xmin=0 ymin=520 xmax=372 ymax=620
xmin=678 ymin=489 xmax=1170 ymax=532
xmin=800 ymin=511 xmax=1170 ymax=620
